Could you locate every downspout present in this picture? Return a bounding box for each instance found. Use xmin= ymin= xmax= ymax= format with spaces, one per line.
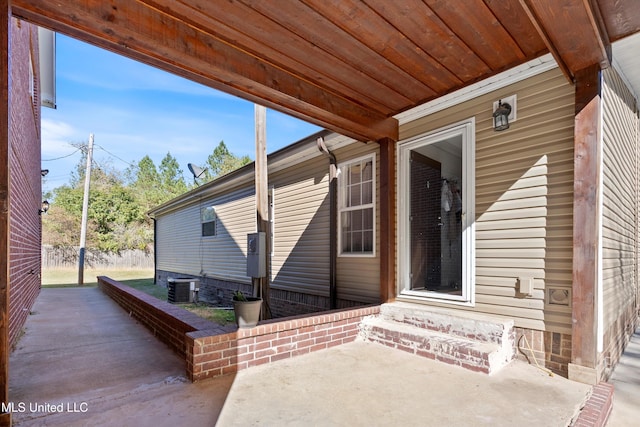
xmin=317 ymin=137 xmax=337 ymax=309
xmin=152 ymin=217 xmax=157 ymax=285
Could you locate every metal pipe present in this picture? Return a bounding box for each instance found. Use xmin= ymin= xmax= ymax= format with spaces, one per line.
xmin=153 ymin=217 xmax=157 ymax=285
xmin=317 ymin=137 xmax=338 ymax=309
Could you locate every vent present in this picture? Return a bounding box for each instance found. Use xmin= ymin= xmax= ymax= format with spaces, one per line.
xmin=547 ymin=288 xmax=571 ymax=306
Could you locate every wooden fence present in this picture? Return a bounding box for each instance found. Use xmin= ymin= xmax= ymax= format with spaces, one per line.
xmin=42 ymin=245 xmax=154 ymax=269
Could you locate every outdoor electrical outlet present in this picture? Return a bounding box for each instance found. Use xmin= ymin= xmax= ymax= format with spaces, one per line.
xmin=518 ymin=276 xmax=534 ymax=296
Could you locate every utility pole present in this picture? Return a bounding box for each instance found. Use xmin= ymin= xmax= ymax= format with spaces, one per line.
xmin=254 ymin=105 xmax=270 ymax=319
xmin=78 ymin=133 xmax=94 ymax=285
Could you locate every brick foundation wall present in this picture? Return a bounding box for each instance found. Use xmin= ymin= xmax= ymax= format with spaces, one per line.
xmin=186 ymin=305 xmax=380 ymax=381
xmin=155 ymin=270 xmax=251 ymax=305
xmin=156 ymin=269 xmax=372 ymax=318
xmin=97 ymin=276 xmax=231 ymax=358
xmin=8 ymin=19 xmax=42 ymax=348
xmin=514 ymin=310 xmax=638 ymax=381
xmin=514 ymin=328 xmax=572 ymax=377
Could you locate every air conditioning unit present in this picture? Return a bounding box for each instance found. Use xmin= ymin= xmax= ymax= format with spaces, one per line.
xmin=167 ymin=278 xmax=198 ymax=303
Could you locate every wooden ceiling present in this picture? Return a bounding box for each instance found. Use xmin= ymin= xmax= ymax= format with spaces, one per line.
xmin=11 ymin=0 xmax=640 ymax=142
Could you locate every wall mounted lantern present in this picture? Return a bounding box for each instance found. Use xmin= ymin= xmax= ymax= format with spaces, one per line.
xmin=39 ymin=200 xmax=50 ymax=215
xmin=493 ymin=100 xmax=512 ymax=131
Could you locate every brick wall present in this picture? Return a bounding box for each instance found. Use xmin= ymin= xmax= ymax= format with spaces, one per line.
xmin=186 ymin=305 xmax=379 ymax=381
xmin=573 ymin=382 xmax=614 ymax=427
xmin=514 ymin=306 xmax=638 ymax=381
xmin=8 ymin=18 xmax=42 ymax=348
xmin=97 ymin=276 xmax=231 ymax=358
xmin=100 ymin=275 xmax=379 ymax=382
xmin=514 ymin=327 xmax=572 ymax=377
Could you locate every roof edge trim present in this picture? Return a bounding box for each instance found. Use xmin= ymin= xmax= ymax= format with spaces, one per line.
xmin=395 ymin=53 xmax=557 ymax=125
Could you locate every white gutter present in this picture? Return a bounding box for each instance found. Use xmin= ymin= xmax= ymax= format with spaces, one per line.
xmin=38 ymin=27 xmax=56 ymax=109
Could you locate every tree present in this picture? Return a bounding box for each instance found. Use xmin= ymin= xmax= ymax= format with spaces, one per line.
xmin=43 ymin=158 xmax=145 ymax=252
xmin=43 ymin=143 xmax=250 ymax=255
xmin=128 ymin=155 xmax=163 ymax=212
xmin=203 ymin=141 xmax=251 ymax=181
xmin=159 ymin=152 xmax=188 ymax=196
xmin=127 ymin=152 xmax=189 ymax=210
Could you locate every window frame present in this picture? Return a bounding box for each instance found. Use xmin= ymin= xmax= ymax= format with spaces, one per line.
xmin=397 ymin=118 xmax=476 ymax=306
xmin=337 ymin=153 xmax=376 ymax=258
xmin=200 ymin=205 xmax=217 ymax=237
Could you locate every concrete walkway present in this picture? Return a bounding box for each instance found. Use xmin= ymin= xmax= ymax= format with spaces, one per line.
xmin=607 ymin=323 xmax=640 ymax=426
xmin=9 ymin=287 xmax=597 ymax=426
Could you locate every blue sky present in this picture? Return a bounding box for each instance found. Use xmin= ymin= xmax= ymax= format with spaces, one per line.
xmin=41 ymin=34 xmax=321 ymax=193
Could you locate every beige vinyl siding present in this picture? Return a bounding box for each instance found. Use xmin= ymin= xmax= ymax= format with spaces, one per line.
xmin=157 ymin=186 xmax=255 ymax=284
xmin=270 ymin=156 xmax=331 ymax=296
xmin=156 ymin=204 xmax=202 ymax=275
xmin=155 ymin=140 xmax=381 ymax=304
xmin=602 ymin=67 xmax=638 ymax=333
xmin=399 ymin=68 xmax=575 ymax=333
xmin=334 ymin=141 xmax=380 ymax=303
xmin=201 ymin=187 xmax=256 ymax=283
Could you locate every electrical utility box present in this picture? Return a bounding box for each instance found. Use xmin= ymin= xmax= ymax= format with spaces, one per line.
xmin=247 ymin=232 xmax=266 ymax=278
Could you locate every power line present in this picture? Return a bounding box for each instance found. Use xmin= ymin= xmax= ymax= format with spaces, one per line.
xmin=94 ymin=143 xmax=137 ymax=168
xmin=42 ymin=148 xmax=82 ymax=161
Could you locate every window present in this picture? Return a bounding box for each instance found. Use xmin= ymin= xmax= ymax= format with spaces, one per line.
xmin=338 ymin=154 xmax=375 ymax=256
xmin=201 ymin=205 xmax=217 ymax=237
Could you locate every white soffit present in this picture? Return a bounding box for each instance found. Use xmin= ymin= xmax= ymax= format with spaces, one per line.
xmin=612 ymin=32 xmax=640 ymax=102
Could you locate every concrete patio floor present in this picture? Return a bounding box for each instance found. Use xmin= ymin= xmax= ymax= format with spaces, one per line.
xmin=606 ymin=324 xmax=640 ymax=427
xmin=8 ymin=287 xmax=597 ymax=426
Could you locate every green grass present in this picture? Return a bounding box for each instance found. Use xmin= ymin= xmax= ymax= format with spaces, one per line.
xmin=122 ymin=278 xmax=235 ymax=325
xmin=42 ymin=268 xmax=155 ymax=287
xmin=121 ymin=277 xmax=168 ymax=300
xmin=43 ymin=268 xmax=235 ymax=326
xmin=178 ymin=303 xmax=236 ymax=325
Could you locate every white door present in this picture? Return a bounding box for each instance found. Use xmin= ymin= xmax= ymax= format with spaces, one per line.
xmin=398 ymin=120 xmax=475 ymax=305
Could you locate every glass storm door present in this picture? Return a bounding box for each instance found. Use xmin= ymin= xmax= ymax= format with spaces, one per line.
xmin=399 ymin=120 xmax=475 ymax=304
xmin=410 ymin=152 xmax=442 ymax=290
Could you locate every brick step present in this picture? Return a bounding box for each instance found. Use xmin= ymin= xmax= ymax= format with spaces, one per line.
xmin=358 ymin=316 xmax=512 ymax=374
xmin=379 ymin=302 xmax=514 ymax=347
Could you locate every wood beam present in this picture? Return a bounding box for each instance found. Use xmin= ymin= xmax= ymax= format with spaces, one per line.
xmin=11 ymin=0 xmax=398 ymax=143
xmin=520 ymin=0 xmax=611 ymax=83
xmin=253 ymin=104 xmax=270 ymax=319
xmin=140 ymin=0 xmax=411 ymax=116
xmin=0 ymin=1 xmax=11 ymax=425
xmin=571 ymin=64 xmax=602 ymax=377
xmin=518 ymin=0 xmax=574 ymax=82
xmin=598 ymin=0 xmax=640 ymax=42
xmin=378 ymin=137 xmax=396 ymax=303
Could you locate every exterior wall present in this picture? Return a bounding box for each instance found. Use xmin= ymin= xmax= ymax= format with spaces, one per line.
xmin=155 ymin=184 xmax=255 ymax=285
xmin=334 ymin=141 xmax=380 ymax=303
xmin=600 ymin=66 xmax=639 ymax=376
xmin=154 ymin=140 xmax=381 ymax=316
xmin=398 ymin=68 xmax=576 ymax=334
xmin=8 ymin=19 xmax=42 ymax=348
xmin=514 ymin=327 xmax=572 ymax=377
xmin=269 ymin=156 xmax=330 ymax=296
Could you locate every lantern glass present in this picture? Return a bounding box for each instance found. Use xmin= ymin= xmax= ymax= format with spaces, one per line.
xmin=493 ymin=102 xmax=512 ymax=131
xmin=39 ymin=200 xmax=50 ymax=215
